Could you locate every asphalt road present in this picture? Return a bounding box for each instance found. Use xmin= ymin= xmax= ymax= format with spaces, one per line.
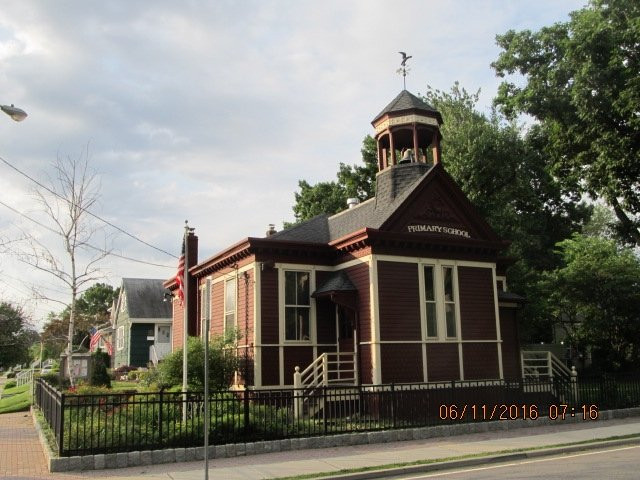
xmin=383 ymin=445 xmax=640 ymax=480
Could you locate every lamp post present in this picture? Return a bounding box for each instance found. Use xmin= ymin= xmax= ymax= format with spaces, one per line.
xmin=1 ymin=104 xmax=28 ymax=122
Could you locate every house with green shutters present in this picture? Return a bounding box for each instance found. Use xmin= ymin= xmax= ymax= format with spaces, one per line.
xmin=112 ymin=278 xmax=173 ymax=368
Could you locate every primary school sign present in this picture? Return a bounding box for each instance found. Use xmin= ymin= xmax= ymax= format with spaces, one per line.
xmin=407 ymin=224 xmax=471 ymax=238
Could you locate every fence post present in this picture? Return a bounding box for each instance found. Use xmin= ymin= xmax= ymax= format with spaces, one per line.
xmin=391 ymin=383 xmax=396 ymax=429
xmin=158 ymin=390 xmax=164 ymax=446
xmin=570 ymin=366 xmax=578 ymax=405
xmin=58 ymin=392 xmax=65 ymax=457
xmin=293 ymin=367 xmax=302 ymax=419
xmin=243 ymin=389 xmax=250 ymax=435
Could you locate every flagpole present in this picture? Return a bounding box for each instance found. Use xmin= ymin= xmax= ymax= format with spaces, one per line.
xmin=183 ymin=221 xmax=190 ymax=397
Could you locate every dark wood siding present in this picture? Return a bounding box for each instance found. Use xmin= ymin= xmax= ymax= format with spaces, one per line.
xmin=378 ymin=261 xmax=421 ymax=341
xmin=458 ymin=267 xmax=497 ymax=341
xmin=499 ymin=307 xmax=521 ymax=379
xmin=237 ymin=270 xmax=254 ymax=348
xmin=283 ymin=346 xmax=314 ymax=386
xmin=261 ymin=267 xmax=279 ymax=344
xmin=359 ymin=344 xmax=372 ymax=384
xmin=462 ymin=343 xmax=500 ymax=380
xmin=380 ymin=344 xmax=423 ymax=383
xmin=426 ymin=343 xmax=460 ymax=381
xmin=343 ymin=263 xmax=370 ymax=343
xmin=261 ymin=347 xmax=279 ymax=386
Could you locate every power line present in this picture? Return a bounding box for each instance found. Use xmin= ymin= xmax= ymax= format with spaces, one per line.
xmin=0 ymin=155 xmax=178 ymax=259
xmin=0 ymin=199 xmax=174 ymax=269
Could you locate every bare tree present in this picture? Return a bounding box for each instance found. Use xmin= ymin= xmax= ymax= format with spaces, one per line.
xmin=15 ymin=148 xmax=108 ymax=384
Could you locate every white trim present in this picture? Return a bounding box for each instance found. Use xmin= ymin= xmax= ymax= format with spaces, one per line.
xmin=375 ymin=254 xmax=495 ymax=269
xmin=224 ymin=275 xmax=238 ymax=333
xmin=359 ymin=339 xmax=503 ymax=345
xmin=418 ymin=265 xmax=428 ymax=382
xmin=253 ymin=263 xmax=262 ymax=387
xmin=128 ymin=318 xmax=172 ymax=324
xmin=370 ymin=255 xmax=382 ymax=384
xmin=492 ymin=266 xmax=504 ymax=379
xmin=496 ymin=275 xmax=507 ymax=292
xmin=209 ymin=263 xmax=254 ymax=285
xmin=116 ymin=325 xmax=125 ymax=351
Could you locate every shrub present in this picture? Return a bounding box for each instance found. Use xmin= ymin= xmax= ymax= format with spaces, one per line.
xmin=4 ymin=380 xmax=17 ymax=389
xmin=7 ymin=372 xmax=16 ymax=379
xmin=90 ymin=351 xmax=111 ymax=388
xmin=158 ymin=333 xmax=239 ymax=390
xmin=113 ymin=365 xmax=136 ymax=380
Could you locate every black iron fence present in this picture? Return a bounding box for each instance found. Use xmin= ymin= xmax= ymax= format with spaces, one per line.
xmin=34 ymin=374 xmax=640 ymax=457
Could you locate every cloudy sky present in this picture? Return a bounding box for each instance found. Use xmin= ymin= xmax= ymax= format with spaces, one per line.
xmin=0 ymin=1 xmax=586 ymax=329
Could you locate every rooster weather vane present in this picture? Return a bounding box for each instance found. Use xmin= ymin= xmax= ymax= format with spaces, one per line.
xmin=397 ymin=51 xmax=412 ymax=89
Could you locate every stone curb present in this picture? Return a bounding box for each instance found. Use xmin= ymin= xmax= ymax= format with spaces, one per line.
xmin=32 ymin=406 xmax=640 ymax=472
xmin=321 ymin=436 xmax=640 ymax=480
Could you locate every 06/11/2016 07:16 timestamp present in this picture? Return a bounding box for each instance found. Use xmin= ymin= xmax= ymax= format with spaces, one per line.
xmin=438 ymin=404 xmax=600 ymax=421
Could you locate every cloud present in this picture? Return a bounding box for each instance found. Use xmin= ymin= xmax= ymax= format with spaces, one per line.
xmin=0 ymin=0 xmax=585 ymax=328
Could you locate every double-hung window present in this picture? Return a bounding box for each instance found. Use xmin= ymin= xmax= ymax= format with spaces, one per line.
xmin=422 ymin=263 xmax=458 ymax=340
xmin=284 ymin=271 xmax=310 ymax=341
xmin=224 ymin=277 xmax=236 ymax=333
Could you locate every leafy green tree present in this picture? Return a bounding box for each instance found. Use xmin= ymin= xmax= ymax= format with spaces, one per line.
xmin=0 ymin=302 xmax=39 ymax=369
xmin=492 ymin=0 xmax=640 ymax=244
xmin=41 ymin=283 xmax=118 ymax=358
xmin=539 ymin=234 xmax=640 ymax=372
xmin=289 ymin=136 xmax=377 ymax=224
xmin=156 ymin=334 xmax=239 ymax=390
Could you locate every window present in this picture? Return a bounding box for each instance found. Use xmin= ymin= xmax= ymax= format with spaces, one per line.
xmin=424 ymin=266 xmax=437 ymax=337
xmin=422 ymin=263 xmax=459 ymax=340
xmin=443 ymin=266 xmax=457 ymax=338
xmin=284 ymin=271 xmax=310 ymax=341
xmin=224 ymin=277 xmax=236 ymax=333
xmin=117 ymin=326 xmax=125 ymax=351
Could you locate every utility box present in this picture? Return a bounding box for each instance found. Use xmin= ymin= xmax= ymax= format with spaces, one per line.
xmin=59 ymin=352 xmax=93 ymax=381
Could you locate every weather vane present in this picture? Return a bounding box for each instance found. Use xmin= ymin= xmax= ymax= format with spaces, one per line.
xmin=397 ymin=51 xmax=412 ymax=89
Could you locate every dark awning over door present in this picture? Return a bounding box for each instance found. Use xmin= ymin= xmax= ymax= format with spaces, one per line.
xmin=312 ymin=270 xmax=358 ymax=310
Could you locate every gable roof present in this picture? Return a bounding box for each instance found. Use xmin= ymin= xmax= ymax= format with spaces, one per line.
xmin=121 ymin=278 xmax=172 ymax=319
xmin=270 ymin=162 xmax=503 ymax=246
xmin=372 ymin=90 xmax=441 ymax=124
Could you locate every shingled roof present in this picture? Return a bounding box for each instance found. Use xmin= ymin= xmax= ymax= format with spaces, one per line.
xmin=270 ymin=163 xmax=435 ymax=244
xmin=122 ymin=278 xmax=172 ymax=319
xmin=371 ymin=89 xmax=440 ymax=124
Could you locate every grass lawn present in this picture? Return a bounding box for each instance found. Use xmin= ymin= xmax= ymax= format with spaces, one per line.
xmin=111 ymin=381 xmax=140 ymax=391
xmin=0 ymin=383 xmax=32 ymax=414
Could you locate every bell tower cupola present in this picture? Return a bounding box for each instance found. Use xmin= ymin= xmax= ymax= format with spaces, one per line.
xmin=371 ymin=89 xmax=443 ymax=171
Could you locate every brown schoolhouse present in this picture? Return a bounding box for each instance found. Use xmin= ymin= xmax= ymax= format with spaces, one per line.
xmin=165 ymin=89 xmax=524 ymax=389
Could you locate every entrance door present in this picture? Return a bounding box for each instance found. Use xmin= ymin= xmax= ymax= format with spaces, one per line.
xmin=155 ymin=325 xmax=172 ymax=359
xmin=336 ymin=306 xmax=356 ymax=383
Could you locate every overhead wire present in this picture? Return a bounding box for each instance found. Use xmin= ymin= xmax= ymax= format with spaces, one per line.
xmin=0 ymin=198 xmax=175 ymax=269
xmin=0 ymin=155 xmax=178 ymax=259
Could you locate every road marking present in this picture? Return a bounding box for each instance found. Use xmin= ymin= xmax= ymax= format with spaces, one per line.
xmin=398 ymin=445 xmax=640 ymax=479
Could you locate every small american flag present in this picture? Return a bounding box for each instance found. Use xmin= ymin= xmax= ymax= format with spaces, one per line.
xmin=175 ymin=237 xmax=185 ymax=305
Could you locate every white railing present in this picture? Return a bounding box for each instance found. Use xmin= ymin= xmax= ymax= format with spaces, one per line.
xmin=293 ymin=352 xmax=357 ymax=417
xmin=149 ymin=345 xmax=160 ymax=366
xmin=16 ymin=368 xmax=34 ymax=387
xmin=521 ymin=350 xmax=576 ymax=381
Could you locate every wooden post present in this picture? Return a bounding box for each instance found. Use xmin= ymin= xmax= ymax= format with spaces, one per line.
xmin=293 ymin=366 xmax=302 ymax=418
xmin=412 ymin=124 xmax=419 ymax=163
xmin=389 ymin=131 xmax=396 ymax=165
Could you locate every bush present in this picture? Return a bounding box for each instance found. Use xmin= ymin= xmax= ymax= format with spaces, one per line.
xmin=127 ymin=370 xmax=140 ymax=381
xmin=4 ymin=380 xmax=17 ymax=389
xmin=7 ymin=372 xmax=16 ymax=379
xmin=113 ymin=365 xmax=136 ymax=380
xmin=158 ymin=333 xmax=239 ymax=390
xmin=90 ymin=351 xmax=111 ymax=388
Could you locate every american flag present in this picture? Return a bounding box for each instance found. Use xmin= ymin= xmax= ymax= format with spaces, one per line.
xmin=175 ymin=237 xmax=185 ymax=305
xmin=89 ymin=327 xmax=113 ymax=355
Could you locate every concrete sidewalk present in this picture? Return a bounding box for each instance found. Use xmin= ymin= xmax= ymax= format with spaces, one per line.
xmin=35 ymin=415 xmax=638 ymax=480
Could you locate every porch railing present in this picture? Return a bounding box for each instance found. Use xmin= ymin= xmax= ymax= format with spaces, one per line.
xmin=293 ymin=352 xmax=357 ymax=417
xmin=521 ymin=350 xmax=576 ymax=382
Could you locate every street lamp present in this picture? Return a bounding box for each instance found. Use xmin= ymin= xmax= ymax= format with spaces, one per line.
xmin=1 ymin=104 xmax=28 ymax=122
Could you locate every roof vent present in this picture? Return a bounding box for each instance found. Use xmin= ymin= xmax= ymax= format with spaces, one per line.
xmin=266 ymin=224 xmax=277 ymax=236
xmin=347 ymin=198 xmax=359 ymax=209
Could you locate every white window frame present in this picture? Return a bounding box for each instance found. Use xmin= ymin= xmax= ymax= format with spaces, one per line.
xmin=116 ymin=325 xmax=125 ymax=351
xmin=418 ymin=261 xmax=461 ymax=342
xmin=280 ymin=269 xmax=313 ymax=343
xmin=224 ymin=276 xmax=237 ymax=334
